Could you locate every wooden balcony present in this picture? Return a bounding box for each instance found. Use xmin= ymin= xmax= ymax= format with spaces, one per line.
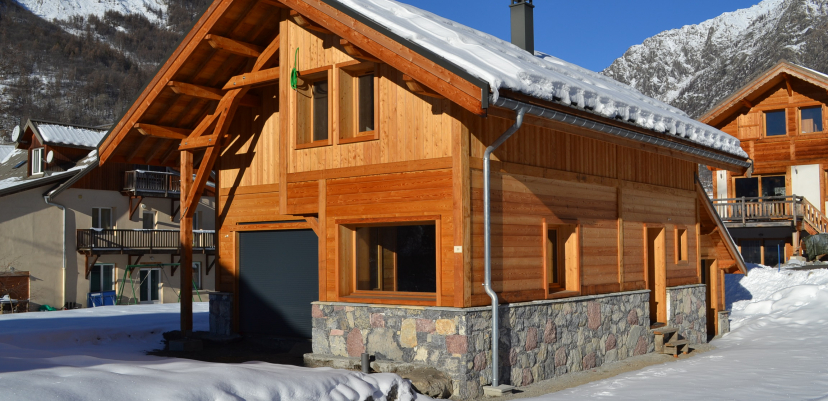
xmin=712 ymin=195 xmax=828 ymax=234
xmin=76 ymin=229 xmax=215 ymax=255
xmin=123 ymin=170 xmax=181 ymax=198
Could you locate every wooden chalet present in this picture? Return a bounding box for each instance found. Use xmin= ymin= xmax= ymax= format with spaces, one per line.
xmin=701 ymin=61 xmax=828 ymax=265
xmin=98 ymin=0 xmax=749 ymax=396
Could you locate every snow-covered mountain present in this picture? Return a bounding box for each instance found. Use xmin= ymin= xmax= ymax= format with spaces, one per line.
xmin=603 ymin=0 xmax=828 ymax=118
xmin=15 ymin=0 xmax=166 ymax=22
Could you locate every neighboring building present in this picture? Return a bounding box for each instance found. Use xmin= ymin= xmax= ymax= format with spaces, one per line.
xmin=0 ymin=119 xmax=216 ymax=310
xmin=97 ymin=0 xmax=748 ymax=397
xmin=700 ymin=61 xmax=828 ymax=265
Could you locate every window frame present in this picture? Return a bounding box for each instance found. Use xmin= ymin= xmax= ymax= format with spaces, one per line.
xmin=542 ymin=218 xmax=581 ymax=299
xmin=675 ymin=226 xmax=689 ymax=264
xmin=142 ymin=211 xmax=154 ymax=230
xmin=92 ymin=207 xmax=114 ymax=230
xmin=335 ymin=60 xmax=380 ymax=144
xmin=31 ymin=147 xmax=44 ymax=175
xmin=763 ymin=109 xmax=788 ymax=137
xmin=89 ymin=264 xmax=115 ymax=293
xmin=335 ymin=215 xmax=441 ymax=304
xmin=799 ymin=105 xmax=824 ymax=135
xmin=295 ymin=66 xmax=334 ymax=150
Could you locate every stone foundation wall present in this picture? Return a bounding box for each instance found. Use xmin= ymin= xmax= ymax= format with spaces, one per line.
xmin=209 ymin=292 xmax=233 ymax=336
xmin=666 ymin=284 xmax=707 ymax=344
xmin=310 ymin=290 xmax=652 ymax=399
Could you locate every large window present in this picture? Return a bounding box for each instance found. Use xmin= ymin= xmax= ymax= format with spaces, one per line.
xmin=734 ymin=175 xmax=785 ymax=198
xmin=801 ymin=107 xmax=823 ymax=134
xmin=92 ymin=208 xmax=113 ymax=229
xmin=740 ymin=239 xmax=786 ymax=266
xmin=545 ymin=222 xmax=579 ymax=294
xmin=340 ymin=221 xmax=437 ymax=295
xmin=31 ymin=148 xmax=44 ymax=175
xmin=337 ymin=61 xmax=378 ymax=143
xmin=89 ymin=264 xmax=114 ymax=293
xmin=296 ymin=69 xmax=331 ymax=147
xmin=765 ymin=110 xmax=787 ymax=137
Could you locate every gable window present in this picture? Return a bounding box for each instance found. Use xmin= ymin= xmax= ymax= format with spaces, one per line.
xmin=89 ymin=264 xmax=114 ymax=293
xmin=545 ymin=222 xmax=579 ymax=295
xmin=339 ymin=219 xmax=437 ymax=296
xmin=92 ymin=208 xmax=113 ymax=229
xmin=296 ymin=68 xmax=332 ymax=148
xmin=801 ymin=106 xmax=823 ymax=134
xmin=765 ymin=110 xmax=787 ymax=137
xmin=337 ymin=61 xmax=378 ymax=143
xmin=676 ymin=228 xmax=688 ymax=263
xmin=31 ymin=148 xmax=44 ymax=175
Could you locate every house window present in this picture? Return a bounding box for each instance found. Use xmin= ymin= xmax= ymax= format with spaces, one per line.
xmin=734 ymin=175 xmax=785 ymax=199
xmin=89 ymin=264 xmax=114 ymax=293
xmin=31 ymin=148 xmax=44 ymax=175
xmin=193 ymin=211 xmax=202 ymax=231
xmin=676 ymin=228 xmax=688 ymax=263
xmin=142 ymin=212 xmax=154 ymax=230
xmin=92 ymin=208 xmax=113 ymax=229
xmin=740 ymin=239 xmax=762 ymax=264
xmin=191 ymin=262 xmax=202 ymax=290
xmin=338 ymin=62 xmax=378 ymax=142
xmin=545 ymin=223 xmax=579 ymax=294
xmin=765 ymin=110 xmax=787 ymax=136
xmin=139 ymin=268 xmax=161 ymax=303
xmin=296 ymin=70 xmax=331 ymax=146
xmin=340 ymin=222 xmax=437 ymax=294
xmin=801 ymin=107 xmax=823 ymax=133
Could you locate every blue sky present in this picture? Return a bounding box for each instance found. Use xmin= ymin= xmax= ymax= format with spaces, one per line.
xmin=408 ymin=0 xmax=760 ymax=72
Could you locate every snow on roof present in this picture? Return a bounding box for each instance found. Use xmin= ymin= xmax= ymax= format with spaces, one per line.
xmin=795 ymin=64 xmax=828 ymax=82
xmin=0 ymin=145 xmax=15 ymax=163
xmin=334 ymin=0 xmax=747 ymax=158
xmin=0 ymin=148 xmax=97 ymax=196
xmin=33 ymin=121 xmax=107 ymax=148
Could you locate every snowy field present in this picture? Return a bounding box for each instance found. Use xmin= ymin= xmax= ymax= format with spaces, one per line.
xmin=526 ymin=264 xmax=828 ymax=400
xmin=0 ymin=303 xmax=422 ymax=401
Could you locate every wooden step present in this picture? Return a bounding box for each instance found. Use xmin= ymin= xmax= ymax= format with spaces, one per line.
xmin=663 ymin=339 xmax=690 ymax=357
xmin=665 ymin=339 xmax=689 ymax=347
xmin=652 ymin=327 xmax=678 ymax=335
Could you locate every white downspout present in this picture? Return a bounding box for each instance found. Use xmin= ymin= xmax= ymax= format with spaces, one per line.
xmin=483 ymin=106 xmax=527 ymax=387
xmin=44 ymin=196 xmax=66 ymax=309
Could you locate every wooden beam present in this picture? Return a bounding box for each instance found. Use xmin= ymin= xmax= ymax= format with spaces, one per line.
xmin=126 ymin=136 xmax=149 ymax=162
xmin=340 ymin=39 xmax=380 ymax=63
xmin=259 ymin=0 xmax=288 ymax=8
xmin=205 ymin=34 xmax=263 ymax=58
xmin=135 ymin=123 xmax=191 ymax=140
xmin=205 ymin=256 xmax=216 ymax=276
xmin=84 ymin=253 xmax=99 ymax=279
xmin=289 ymin=10 xmax=332 ymax=34
xmin=144 ymin=138 xmax=164 ymax=164
xmin=783 ymin=73 xmax=793 ymax=97
xmin=304 ymin=216 xmax=320 ymax=235
xmin=167 ymin=81 xmax=260 ymax=108
xmin=129 ymin=196 xmax=144 ymax=220
xmin=223 ymin=67 xmax=280 ymax=90
xmin=179 ymin=134 xmax=220 ymax=151
xmin=741 ymin=99 xmax=753 ymax=109
xmin=253 ymin=34 xmax=280 ymax=71
xmin=402 ymin=74 xmax=445 ymax=99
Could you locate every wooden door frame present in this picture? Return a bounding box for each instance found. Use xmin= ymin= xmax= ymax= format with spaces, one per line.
xmin=644 ymin=225 xmax=667 ymax=324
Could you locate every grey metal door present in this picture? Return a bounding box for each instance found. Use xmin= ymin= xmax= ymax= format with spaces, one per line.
xmin=238 ymin=229 xmax=318 ymax=338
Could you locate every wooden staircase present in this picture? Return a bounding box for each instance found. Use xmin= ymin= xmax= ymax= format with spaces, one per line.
xmin=652 ymin=326 xmax=689 ymax=357
xmin=798 ymin=197 xmax=828 ymax=235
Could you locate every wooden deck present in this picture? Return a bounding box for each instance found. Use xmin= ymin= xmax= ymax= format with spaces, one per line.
xmin=123 ymin=170 xmax=181 ymax=198
xmin=712 ymin=195 xmax=828 ymax=233
xmin=76 ymin=229 xmax=215 ymax=255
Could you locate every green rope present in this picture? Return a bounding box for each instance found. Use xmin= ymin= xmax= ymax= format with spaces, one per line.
xmin=290 ymin=48 xmax=300 ymax=90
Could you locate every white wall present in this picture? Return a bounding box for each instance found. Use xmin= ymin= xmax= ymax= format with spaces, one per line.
xmin=791 ymin=164 xmax=821 ymax=211
xmin=716 ymin=170 xmax=729 ymax=199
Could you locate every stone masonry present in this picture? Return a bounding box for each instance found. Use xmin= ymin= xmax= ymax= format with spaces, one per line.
xmin=666 ymin=284 xmax=707 ymax=344
xmin=309 ymin=290 xmax=653 ymax=400
xmin=209 ymin=292 xmax=233 ymax=336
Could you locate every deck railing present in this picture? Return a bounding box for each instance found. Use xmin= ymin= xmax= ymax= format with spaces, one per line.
xmin=712 ymin=195 xmax=828 ymax=233
xmin=124 ymin=171 xmax=181 ymax=196
xmin=76 ymin=229 xmax=215 ymax=252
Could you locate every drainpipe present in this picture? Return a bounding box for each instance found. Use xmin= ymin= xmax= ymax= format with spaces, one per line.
xmin=483 ymin=106 xmax=527 ymax=387
xmin=43 ymin=196 xmax=67 ymax=310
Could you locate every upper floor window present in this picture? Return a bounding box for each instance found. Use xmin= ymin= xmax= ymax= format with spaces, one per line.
xmin=92 ymin=207 xmax=113 ymax=230
xmin=338 ymin=61 xmax=378 ymax=142
xmin=765 ymin=110 xmax=787 ymax=137
xmin=31 ymin=148 xmax=44 ymax=175
xmin=193 ymin=211 xmax=202 ymax=231
xmin=801 ymin=106 xmax=823 ymax=134
xmin=142 ymin=211 xmax=154 ymax=230
xmin=296 ymin=69 xmax=331 ymax=147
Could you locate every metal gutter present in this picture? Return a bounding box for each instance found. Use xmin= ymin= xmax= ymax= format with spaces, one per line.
xmin=492 ymin=97 xmax=751 ymax=169
xmin=483 ymin=106 xmax=527 ymax=389
xmin=43 ymin=192 xmax=67 ymax=309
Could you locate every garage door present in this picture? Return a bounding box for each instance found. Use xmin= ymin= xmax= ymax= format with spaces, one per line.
xmin=238 ymin=229 xmax=318 ymax=338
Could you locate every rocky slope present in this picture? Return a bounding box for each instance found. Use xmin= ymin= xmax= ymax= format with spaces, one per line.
xmin=603 ymin=0 xmax=828 ymax=118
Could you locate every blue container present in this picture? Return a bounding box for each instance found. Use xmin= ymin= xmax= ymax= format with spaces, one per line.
xmin=87 ymin=291 xmax=117 ymax=307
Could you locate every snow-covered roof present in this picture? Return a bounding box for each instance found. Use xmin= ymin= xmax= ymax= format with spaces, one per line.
xmin=29 ymin=120 xmax=108 ymax=149
xmin=0 ymin=145 xmax=15 ymax=163
xmin=333 ymin=0 xmax=747 ymax=158
xmin=0 ymin=147 xmax=97 ymax=197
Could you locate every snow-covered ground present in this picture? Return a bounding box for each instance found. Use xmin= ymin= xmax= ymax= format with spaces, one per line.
xmin=527 ymin=264 xmax=828 ymax=400
xmin=0 ymin=303 xmax=423 ymax=401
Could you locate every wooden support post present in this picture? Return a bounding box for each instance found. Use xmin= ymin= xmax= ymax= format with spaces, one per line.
xmin=205 ymin=256 xmax=216 ymax=276
xmin=129 ymin=196 xmax=144 ymax=220
xmin=84 ymin=253 xmax=99 ymax=279
xmin=180 ymin=150 xmax=194 ymax=335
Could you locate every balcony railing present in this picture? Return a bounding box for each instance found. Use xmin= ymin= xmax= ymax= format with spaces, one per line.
xmin=76 ymin=229 xmax=215 ymax=253
xmin=712 ymin=195 xmax=828 ymax=233
xmin=124 ymin=171 xmax=181 ymax=197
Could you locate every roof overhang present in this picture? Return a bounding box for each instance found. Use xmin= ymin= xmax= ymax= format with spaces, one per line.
xmin=700 ymin=60 xmax=828 ymax=127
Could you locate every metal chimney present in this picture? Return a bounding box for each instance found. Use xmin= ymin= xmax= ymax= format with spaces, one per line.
xmin=510 ymin=0 xmax=535 ymax=54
